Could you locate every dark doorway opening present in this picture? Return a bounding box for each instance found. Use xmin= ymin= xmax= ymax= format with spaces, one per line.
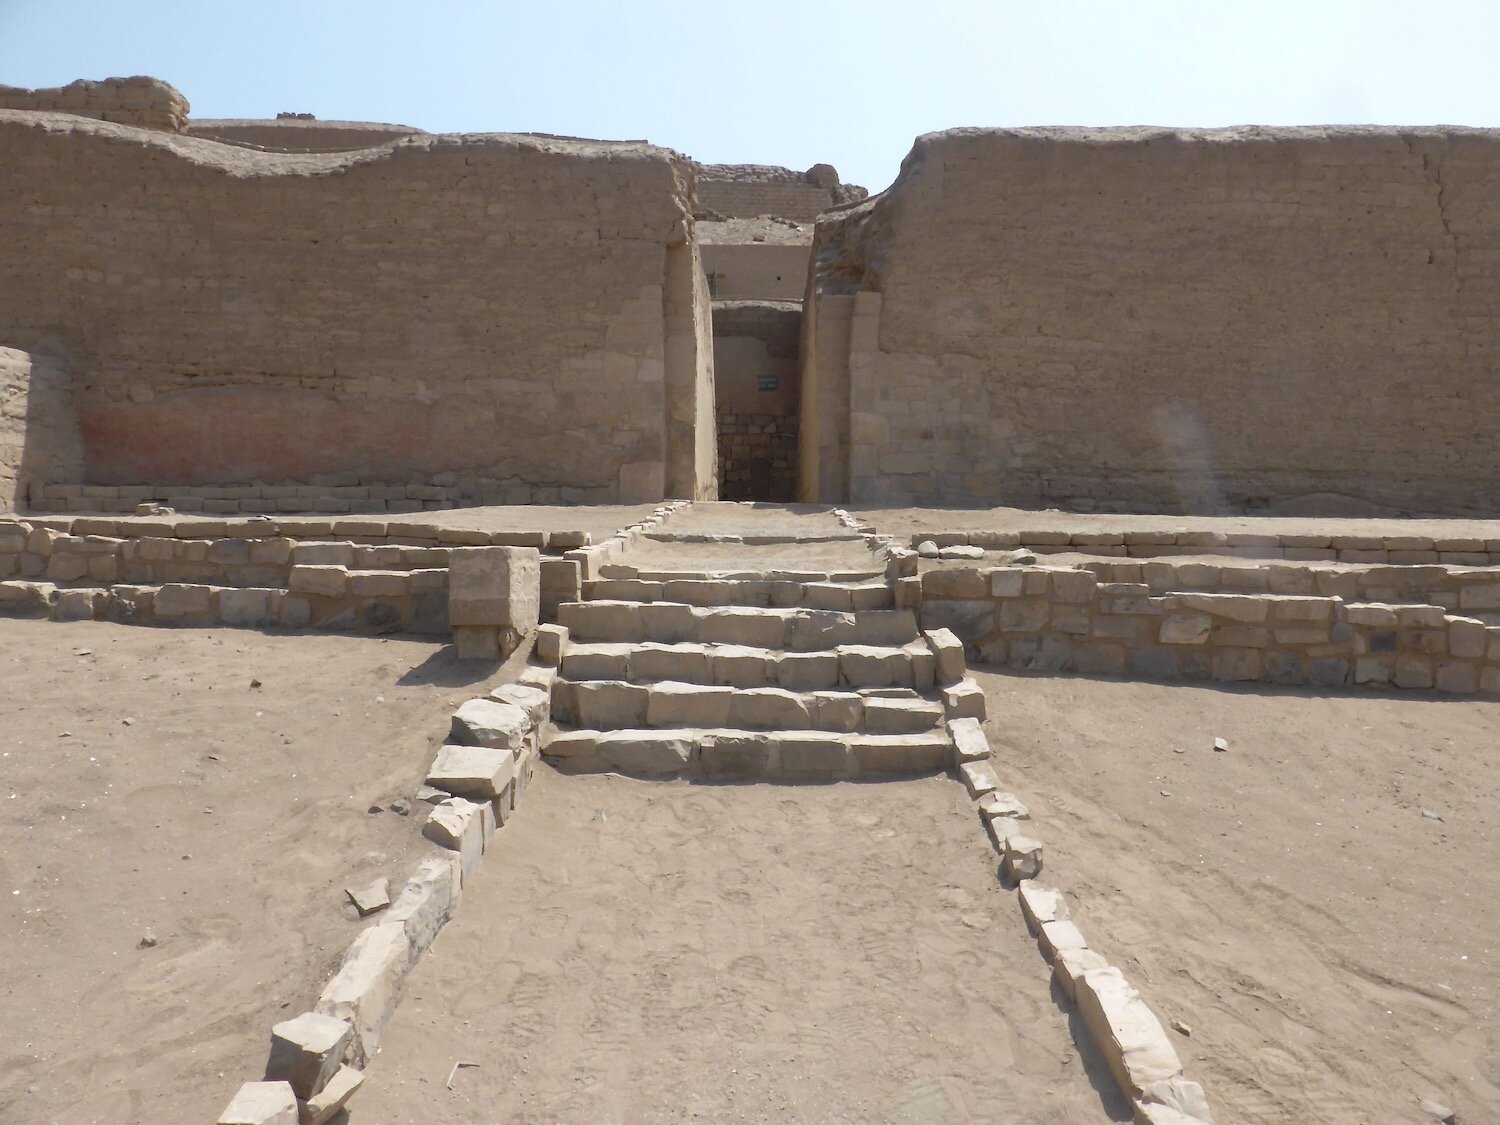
xmin=711 ymin=300 xmax=802 ymax=502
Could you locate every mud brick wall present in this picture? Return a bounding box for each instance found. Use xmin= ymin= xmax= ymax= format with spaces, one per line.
xmin=805 ymin=127 xmax=1500 ymax=515
xmin=0 ymin=77 xmax=189 ymax=132
xmin=0 ymin=113 xmax=715 ymax=503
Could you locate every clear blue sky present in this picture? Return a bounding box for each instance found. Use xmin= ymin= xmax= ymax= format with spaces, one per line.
xmin=4 ymin=0 xmax=1499 ymax=191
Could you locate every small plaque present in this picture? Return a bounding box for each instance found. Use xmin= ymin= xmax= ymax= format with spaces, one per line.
xmin=758 ymin=376 xmax=779 ymax=391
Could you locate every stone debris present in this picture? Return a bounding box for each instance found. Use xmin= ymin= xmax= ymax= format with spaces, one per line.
xmin=299 ymin=1064 xmax=364 ymax=1125
xmin=217 ymin=1080 xmax=299 ymax=1125
xmin=264 ymin=1011 xmax=352 ymax=1099
xmin=384 ymin=854 xmax=462 ymax=969
xmin=1418 ymin=1097 xmax=1458 ymax=1123
xmin=1212 ymin=737 xmax=1228 ymax=752
xmin=344 ymin=877 xmax=390 ymax=918
xmin=916 ymin=540 xmax=940 ymax=558
xmin=924 ymin=626 xmax=966 ymax=684
xmin=942 ymin=679 xmax=987 ymax=720
xmin=421 ymin=798 xmax=487 ymax=883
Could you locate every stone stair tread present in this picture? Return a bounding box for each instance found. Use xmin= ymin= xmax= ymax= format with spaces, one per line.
xmin=557 ymin=640 xmax=937 ymax=691
xmin=598 ymin=566 xmax=884 ymax=583
xmin=557 ymin=600 xmax=919 ymax=648
xmin=542 ymin=725 xmax=953 ymax=778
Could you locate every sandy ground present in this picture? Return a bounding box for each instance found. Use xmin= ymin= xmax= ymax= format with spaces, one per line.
xmin=976 ymin=670 xmax=1500 ymax=1124
xmin=358 ymin=770 xmax=1124 ymax=1124
xmin=857 ymin=506 xmax=1500 ymax=543
xmin=0 ymin=621 xmax=498 ymax=1125
xmin=662 ymin=501 xmax=853 ymax=537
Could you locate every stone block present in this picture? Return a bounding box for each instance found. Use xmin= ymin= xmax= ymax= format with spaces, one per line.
xmin=1435 ymin=661 xmax=1478 ymax=694
xmin=489 ymin=682 xmax=550 ymax=725
xmin=562 ymin=644 xmax=631 ymax=681
xmin=729 ymin=687 xmax=810 ymax=729
xmin=217 ymin=1081 xmax=299 ymax=1125
xmin=1003 ymin=835 xmax=1044 ymax=881
xmin=942 ymin=679 xmax=987 ymax=719
xmin=316 ymin=922 xmax=409 ymax=1067
xmin=1449 ymin=618 xmax=1488 ymax=659
xmin=300 ymin=1064 xmax=364 ymax=1125
xmin=427 ymin=744 xmax=517 ymax=798
xmin=699 ymin=732 xmax=772 ymax=777
xmin=385 ymin=854 xmax=461 ymax=969
xmin=925 ymin=627 xmax=966 ymax=684
xmin=919 ymin=598 xmax=996 ymax=643
xmin=450 ymin=698 xmax=530 ymax=749
xmin=449 ymin=546 xmax=541 ymax=630
xmin=597 ymin=730 xmax=695 ymax=774
xmin=648 ymin=682 xmax=734 ymax=727
xmin=422 ymin=798 xmax=487 ymax=883
xmin=1393 ymin=655 xmax=1434 ymax=689
xmin=947 ymin=717 xmax=990 ymax=763
xmin=639 ymin=602 xmax=699 ymax=643
xmin=265 ymin=1011 xmax=352 ymax=1099
xmin=535 ymin=623 xmax=568 ymax=664
xmin=778 ymin=733 xmax=853 ymax=777
xmin=1158 ymin=613 xmax=1212 ymax=645
xmin=1051 ymin=569 xmax=1097 ymax=603
xmin=53 ymin=587 xmax=103 ymax=621
xmin=989 ymin=568 xmax=1026 ymax=598
xmin=1073 ymin=966 xmax=1184 ymax=1103
xmin=979 ymin=789 xmax=1030 ymax=823
xmin=853 ymin=733 xmax=951 ymax=773
xmin=1039 ymin=918 xmax=1089 ymax=960
xmin=289 ymin=565 xmax=348 ymax=598
xmin=632 ymin=642 xmax=712 ymax=683
xmin=838 ymin=646 xmax=912 ymax=689
xmin=775 ymin=651 xmax=841 ymax=691
xmin=1053 ymin=946 xmax=1110 ymax=1002
xmin=1017 ymin=882 xmax=1067 ymax=932
xmin=712 ymin=645 xmax=771 ymax=687
xmin=155 ymin=583 xmax=216 ymax=624
xmin=959 ymin=759 xmax=999 ymax=798
xmin=697 ymin=607 xmax=784 ymax=647
xmin=220 ymin=587 xmax=274 ymax=627
xmin=575 ymin=681 xmax=649 ymax=728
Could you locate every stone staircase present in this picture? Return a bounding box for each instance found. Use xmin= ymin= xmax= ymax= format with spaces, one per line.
xmin=538 ymin=568 xmax=966 ymax=780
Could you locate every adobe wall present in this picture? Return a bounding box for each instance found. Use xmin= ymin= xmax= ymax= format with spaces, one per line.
xmin=0 ymin=347 xmax=84 ymax=512
xmin=694 ymin=163 xmax=867 ymax=223
xmin=0 ymin=112 xmax=716 ymax=504
xmin=712 ymin=302 xmax=801 ymax=501
xmin=185 ymin=119 xmax=425 ymax=152
xmin=0 ymin=77 xmax=188 ymax=132
xmin=804 ymin=127 xmax=1500 ymax=516
xmin=701 ymin=243 xmax=811 ymax=301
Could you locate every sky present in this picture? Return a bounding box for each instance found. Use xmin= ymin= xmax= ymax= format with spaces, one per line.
xmin=4 ymin=1 xmax=1500 ymax=192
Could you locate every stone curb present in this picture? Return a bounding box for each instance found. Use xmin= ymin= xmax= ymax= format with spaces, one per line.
xmin=215 ymin=663 xmax=552 ymax=1123
xmin=939 ymin=660 xmax=1218 ymax=1123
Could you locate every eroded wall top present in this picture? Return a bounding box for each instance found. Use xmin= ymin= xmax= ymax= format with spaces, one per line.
xmin=694 ymin=162 xmax=867 ymax=223
xmin=0 ymin=76 xmax=189 ymax=132
xmin=0 ymin=110 xmax=703 ymax=502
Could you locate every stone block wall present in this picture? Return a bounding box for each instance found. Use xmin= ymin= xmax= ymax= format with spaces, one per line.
xmin=694 ymin=163 xmax=867 ymax=223
xmin=0 ymin=347 xmax=84 ymax=512
xmin=906 ymin=562 xmax=1500 ymax=695
xmin=0 ymin=114 xmax=715 ymax=503
xmin=805 ymin=127 xmax=1500 ymax=515
xmin=0 ymin=77 xmax=189 ymax=132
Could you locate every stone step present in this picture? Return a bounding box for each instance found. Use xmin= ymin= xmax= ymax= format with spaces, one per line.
xmin=551 ymin=678 xmax=945 ymax=733
xmin=598 ymin=565 xmax=884 ymax=583
xmin=584 ymin=577 xmax=893 ymax=611
xmin=558 ymin=640 xmax=937 ymax=691
xmin=640 ymin=531 xmax=866 ymax=545
xmin=543 ymin=726 xmax=953 ymax=779
xmin=557 ymin=600 xmax=919 ymax=649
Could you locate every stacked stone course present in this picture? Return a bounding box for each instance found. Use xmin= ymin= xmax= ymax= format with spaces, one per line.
xmin=0 ymin=77 xmax=189 ymax=132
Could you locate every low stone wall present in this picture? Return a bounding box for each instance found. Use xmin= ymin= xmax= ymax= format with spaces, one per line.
xmin=0 ymin=518 xmax=586 ymax=630
xmin=904 ymin=562 xmax=1500 ymax=695
xmin=29 ymin=480 xmax=473 ymax=515
xmin=0 ymin=76 xmax=188 ymax=132
xmin=909 ymin=529 xmax=1500 ymax=567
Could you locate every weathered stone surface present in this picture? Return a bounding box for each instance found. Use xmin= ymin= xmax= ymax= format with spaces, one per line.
xmin=385 ymin=854 xmax=461 ymax=968
xmin=574 ymin=680 xmax=649 ymax=728
xmin=1038 ymin=918 xmax=1089 ymax=959
xmin=728 ymin=686 xmax=809 ymax=729
xmin=1158 ymin=613 xmax=1212 ymax=645
xmin=596 ymin=730 xmax=695 ymax=774
xmin=1053 ymin=946 xmax=1110 ymax=1002
xmin=778 ymin=732 xmax=853 ymax=776
xmin=534 ymin=623 xmax=569 ymax=664
xmin=942 ymin=679 xmax=986 ymax=719
xmin=421 ymin=798 xmax=486 ymax=883
xmin=316 ymin=922 xmax=409 ymax=1067
xmin=1017 ymin=882 xmax=1068 ymax=932
xmin=947 ymin=717 xmax=990 ymax=763
xmin=1075 ymin=966 xmax=1184 ymax=1103
xmin=647 ymin=682 xmax=734 ymax=727
xmin=300 ymin=1064 xmax=365 ymax=1125
xmin=449 ymin=698 xmax=530 ymax=750
xmin=959 ymin=759 xmax=999 ymax=798
xmin=925 ymin=627 xmax=966 ymax=683
xmin=344 ymin=878 xmax=390 ymax=918
xmin=265 ymin=1011 xmax=352 ymax=1100
xmin=427 ymin=744 xmax=518 ymax=799
xmin=217 ymin=1080 xmax=298 ymax=1125
xmin=449 ymin=547 xmax=540 ymax=630
xmin=979 ymin=789 xmax=1030 ymax=822
xmin=1002 ymin=835 xmax=1044 ymax=881
xmin=488 ymin=682 xmax=550 ymax=725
